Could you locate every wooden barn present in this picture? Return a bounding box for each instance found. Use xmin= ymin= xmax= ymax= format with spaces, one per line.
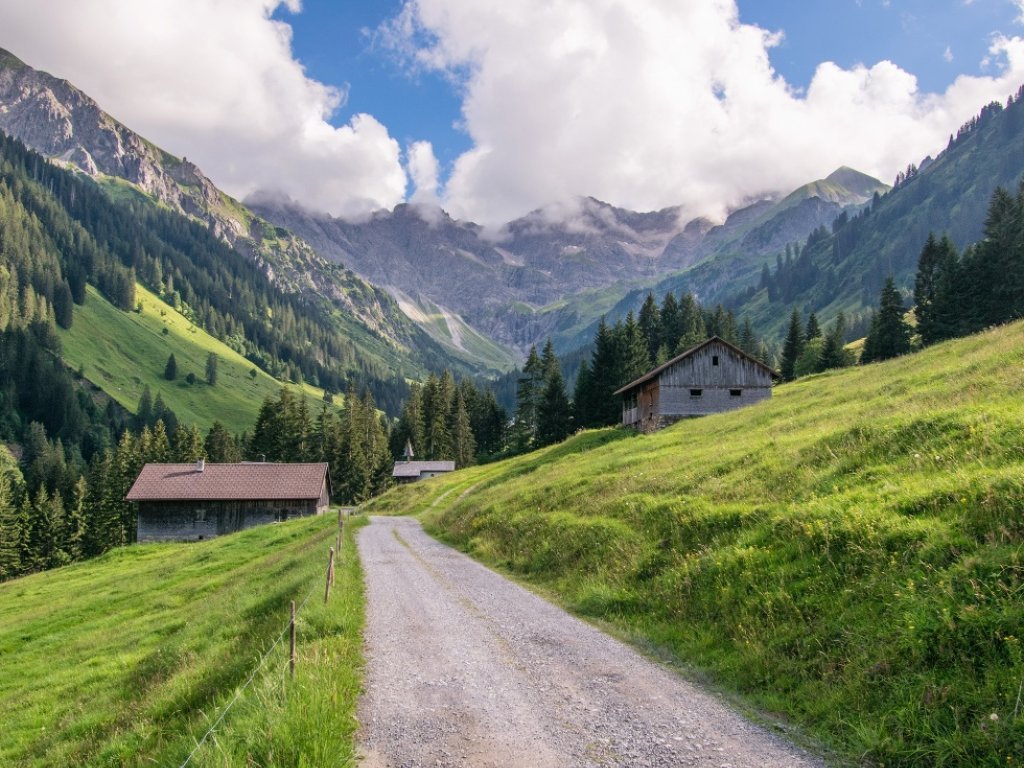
xmin=126 ymin=460 xmax=331 ymax=542
xmin=614 ymin=336 xmax=777 ymax=431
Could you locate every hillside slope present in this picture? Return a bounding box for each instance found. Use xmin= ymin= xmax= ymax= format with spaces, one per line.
xmin=0 ymin=514 xmax=364 ymax=767
xmin=0 ymin=46 xmax=491 ymax=385
xmin=627 ymin=93 xmax=1024 ymax=342
xmin=366 ymin=323 xmax=1024 ymax=765
xmin=59 ymin=284 xmax=336 ymax=434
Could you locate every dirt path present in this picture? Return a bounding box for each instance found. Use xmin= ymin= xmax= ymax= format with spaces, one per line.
xmin=357 ymin=516 xmax=825 ymax=768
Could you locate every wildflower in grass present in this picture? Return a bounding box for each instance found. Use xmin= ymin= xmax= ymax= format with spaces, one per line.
xmin=990 ymin=712 xmax=999 ymax=721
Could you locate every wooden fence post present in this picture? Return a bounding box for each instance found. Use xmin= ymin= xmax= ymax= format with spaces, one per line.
xmin=289 ymin=600 xmax=296 ymax=678
xmin=325 ymin=546 xmax=335 ymax=602
xmin=337 ymin=508 xmax=343 ymax=555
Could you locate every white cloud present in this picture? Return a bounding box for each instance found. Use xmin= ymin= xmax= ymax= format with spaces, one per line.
xmin=944 ymin=45 xmax=954 ymax=62
xmin=382 ymin=0 xmax=1024 ymax=225
xmin=0 ymin=0 xmax=407 ymax=219
xmin=406 ymin=140 xmax=441 ymax=204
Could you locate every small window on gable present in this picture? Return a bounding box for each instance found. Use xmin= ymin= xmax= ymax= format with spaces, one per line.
xmin=712 ymin=355 xmax=720 ymax=366
xmin=730 ymin=389 xmax=742 ymax=397
xmin=690 ymin=388 xmax=703 ymax=397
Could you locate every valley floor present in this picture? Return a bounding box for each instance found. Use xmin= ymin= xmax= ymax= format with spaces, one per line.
xmin=357 ymin=516 xmax=823 ymax=768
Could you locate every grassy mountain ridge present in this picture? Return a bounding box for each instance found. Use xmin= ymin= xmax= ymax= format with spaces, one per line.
xmin=60 ymin=284 xmax=337 ymax=434
xmin=630 ymin=93 xmax=1024 ymax=342
xmin=365 ymin=322 xmax=1024 ymax=765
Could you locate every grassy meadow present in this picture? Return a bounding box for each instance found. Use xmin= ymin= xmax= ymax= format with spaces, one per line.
xmin=0 ymin=512 xmax=364 ymax=767
xmin=365 ymin=321 xmax=1024 ymax=766
xmin=59 ymin=284 xmax=336 ymax=434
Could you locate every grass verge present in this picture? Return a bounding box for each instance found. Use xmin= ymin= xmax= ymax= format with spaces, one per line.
xmin=0 ymin=512 xmax=365 ymax=767
xmin=363 ymin=321 xmax=1024 ymax=766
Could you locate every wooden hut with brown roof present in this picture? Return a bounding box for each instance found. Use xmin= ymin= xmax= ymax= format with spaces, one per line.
xmin=126 ymin=460 xmax=331 ymax=542
xmin=614 ymin=336 xmax=778 ymax=431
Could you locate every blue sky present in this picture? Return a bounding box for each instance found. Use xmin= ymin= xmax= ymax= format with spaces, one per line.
xmin=281 ymin=0 xmax=1024 ymax=179
xmin=8 ymin=0 xmax=1024 ymax=222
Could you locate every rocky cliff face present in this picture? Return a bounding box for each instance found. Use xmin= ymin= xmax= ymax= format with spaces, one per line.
xmin=253 ymin=171 xmax=886 ymax=356
xmin=0 ymin=46 xmax=429 ymax=355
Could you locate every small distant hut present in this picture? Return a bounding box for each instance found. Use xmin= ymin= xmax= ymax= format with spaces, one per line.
xmin=126 ymin=460 xmax=331 ymax=542
xmin=614 ymin=336 xmax=777 ymax=431
xmin=391 ymin=439 xmax=455 ymax=484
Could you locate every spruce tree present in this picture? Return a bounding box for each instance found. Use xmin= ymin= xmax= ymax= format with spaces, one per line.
xmin=451 ymin=390 xmax=477 ymax=468
xmin=537 ymin=344 xmax=571 ymax=446
xmin=205 ymin=421 xmax=240 ymax=462
xmin=163 ymin=353 xmax=177 ymax=381
xmin=804 ymin=312 xmax=822 ymax=340
xmin=0 ymin=473 xmax=22 ymax=580
xmin=659 ymin=292 xmax=681 ymax=352
xmin=637 ymin=293 xmax=661 ymax=367
xmin=205 ymin=352 xmax=218 ymax=386
xmin=780 ymin=308 xmax=804 ymax=381
xmin=513 ymin=346 xmax=543 ymax=449
xmin=914 ymin=232 xmax=944 ymax=345
xmin=818 ymin=312 xmax=849 ymax=371
xmin=862 ymin=277 xmax=912 ymax=362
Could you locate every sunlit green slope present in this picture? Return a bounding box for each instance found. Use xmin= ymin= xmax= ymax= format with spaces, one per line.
xmin=59 ymin=284 xmax=335 ymax=434
xmin=0 ymin=514 xmax=364 ymax=767
xmin=366 ymin=321 xmax=1024 ymax=766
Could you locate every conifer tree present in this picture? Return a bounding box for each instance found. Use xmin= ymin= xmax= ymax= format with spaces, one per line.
xmin=163 ymin=353 xmax=177 ymax=381
xmin=780 ymin=308 xmax=804 ymax=381
xmin=637 ymin=293 xmax=661 ymax=367
xmin=513 ymin=346 xmax=543 ymax=449
xmin=861 ymin=277 xmax=912 ymax=363
xmin=914 ymin=232 xmax=944 ymax=345
xmin=451 ymin=389 xmax=477 ymax=468
xmin=804 ymin=312 xmax=822 ymax=340
xmin=659 ymin=291 xmax=682 ymax=352
xmin=172 ymin=424 xmax=204 ymax=462
xmin=537 ymin=341 xmax=571 ymax=446
xmin=205 ymin=353 xmax=219 ymax=386
xmin=738 ymin=316 xmax=758 ymax=356
xmin=0 ymin=473 xmax=22 ymax=580
xmin=818 ymin=311 xmax=850 ymax=371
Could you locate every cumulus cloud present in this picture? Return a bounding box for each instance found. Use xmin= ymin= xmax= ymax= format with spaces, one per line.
xmin=382 ymin=0 xmax=1024 ymax=225
xmin=407 ymin=140 xmax=441 ymax=204
xmin=0 ymin=0 xmax=407 ymax=219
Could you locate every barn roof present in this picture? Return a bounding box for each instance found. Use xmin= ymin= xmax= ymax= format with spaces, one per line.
xmin=126 ymin=462 xmax=330 ymax=502
xmin=613 ymin=335 xmax=779 ymax=396
xmin=392 ymin=461 xmax=456 ymax=478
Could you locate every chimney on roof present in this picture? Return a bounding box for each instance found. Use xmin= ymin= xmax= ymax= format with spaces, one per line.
xmin=403 ymin=439 xmax=414 ymax=462
xmin=259 ymin=454 xmax=266 ymax=463
xmin=196 ymin=458 xmax=205 ymax=472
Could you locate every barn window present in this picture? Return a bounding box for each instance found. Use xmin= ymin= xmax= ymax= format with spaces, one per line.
xmin=690 ymin=388 xmax=703 ymax=397
xmin=712 ymin=355 xmax=720 ymax=366
xmin=194 ymin=509 xmax=206 ymax=523
xmin=730 ymin=389 xmax=742 ymax=397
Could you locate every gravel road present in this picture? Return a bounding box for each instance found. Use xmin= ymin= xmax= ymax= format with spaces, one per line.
xmin=357 ymin=516 xmax=825 ymax=768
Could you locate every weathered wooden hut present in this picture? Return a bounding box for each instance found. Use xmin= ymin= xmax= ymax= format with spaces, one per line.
xmin=391 ymin=460 xmax=456 ymax=484
xmin=127 ymin=460 xmax=331 ymax=542
xmin=614 ymin=336 xmax=777 ymax=431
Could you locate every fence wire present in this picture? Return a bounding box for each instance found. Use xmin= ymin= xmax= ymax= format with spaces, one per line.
xmin=177 ymin=562 xmax=325 ymax=768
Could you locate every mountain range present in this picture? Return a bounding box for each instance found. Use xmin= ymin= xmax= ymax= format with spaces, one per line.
xmin=0 ymin=45 xmax=892 ymax=374
xmin=3 ymin=44 xmax=1021 ymax=382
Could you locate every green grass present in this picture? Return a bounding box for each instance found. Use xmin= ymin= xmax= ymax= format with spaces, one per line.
xmin=365 ymin=321 xmax=1024 ymax=766
xmin=0 ymin=512 xmax=365 ymax=767
xmin=60 ymin=284 xmax=337 ymax=434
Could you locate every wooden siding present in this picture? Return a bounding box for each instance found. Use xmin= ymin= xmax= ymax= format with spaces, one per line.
xmin=622 ymin=340 xmax=772 ymax=428
xmin=137 ymin=498 xmax=322 ymax=542
xmin=657 ymin=341 xmax=771 ymax=419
